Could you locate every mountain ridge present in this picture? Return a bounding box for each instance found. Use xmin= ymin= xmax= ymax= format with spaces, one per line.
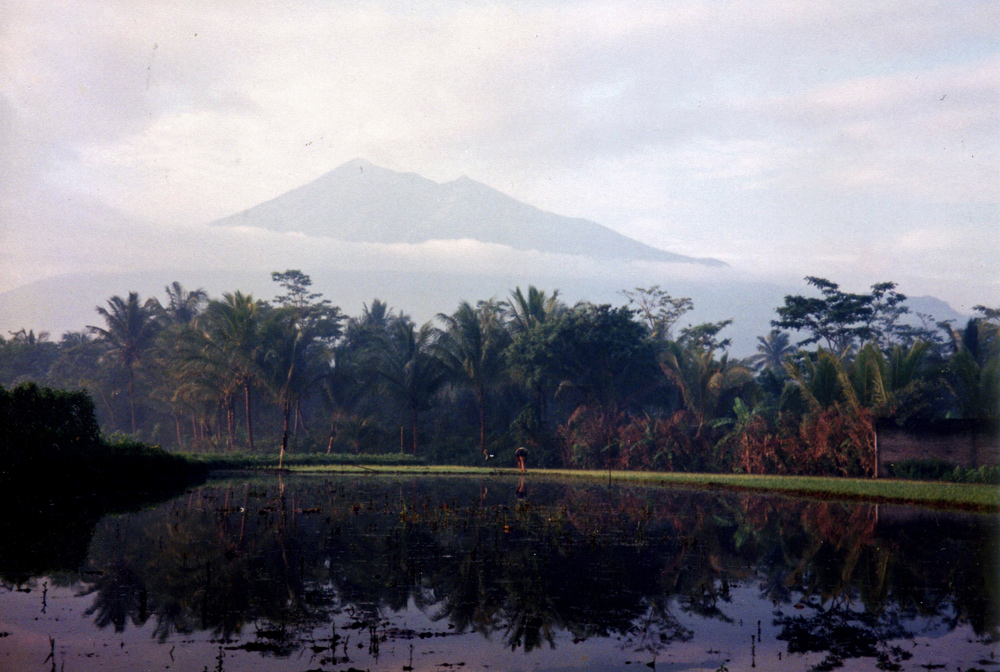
xmin=211 ymin=158 xmax=726 ymax=266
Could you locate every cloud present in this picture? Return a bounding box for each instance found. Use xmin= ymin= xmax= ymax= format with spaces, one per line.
xmin=1 ymin=0 xmax=997 ymax=312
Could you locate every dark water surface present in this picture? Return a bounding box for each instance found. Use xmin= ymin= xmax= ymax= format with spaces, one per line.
xmin=1 ymin=474 xmax=997 ymax=672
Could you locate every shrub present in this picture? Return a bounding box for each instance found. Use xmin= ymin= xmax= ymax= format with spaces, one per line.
xmin=888 ymin=459 xmax=1000 ymax=485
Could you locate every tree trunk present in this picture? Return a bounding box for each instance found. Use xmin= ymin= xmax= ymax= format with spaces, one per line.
xmin=296 ymin=402 xmax=310 ymax=437
xmin=326 ymin=413 xmax=337 ymax=455
xmin=279 ymin=395 xmax=291 ymax=469
xmin=244 ymin=381 xmax=254 ymax=452
xmin=226 ymin=394 xmax=236 ymax=453
xmin=98 ymin=390 xmax=117 ymax=430
xmin=411 ymin=408 xmax=419 ymax=455
xmin=478 ymin=386 xmax=487 ymax=458
xmin=127 ymin=368 xmax=137 ymax=435
xmin=174 ymin=412 xmax=184 ymax=450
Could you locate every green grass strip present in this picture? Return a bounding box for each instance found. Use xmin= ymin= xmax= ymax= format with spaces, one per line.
xmin=185 ymin=452 xmax=424 ymax=470
xmin=285 ymin=464 xmax=1000 ymax=511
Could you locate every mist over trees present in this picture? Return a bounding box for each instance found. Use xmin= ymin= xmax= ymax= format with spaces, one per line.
xmin=1 ymin=272 xmax=996 ymax=476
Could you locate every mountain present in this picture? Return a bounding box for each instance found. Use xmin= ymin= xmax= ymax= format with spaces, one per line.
xmin=0 ymin=161 xmax=972 ymax=355
xmin=211 ymin=158 xmax=725 ymax=266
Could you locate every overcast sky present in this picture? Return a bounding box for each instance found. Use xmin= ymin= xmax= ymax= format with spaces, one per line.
xmin=1 ymin=0 xmax=997 ymax=313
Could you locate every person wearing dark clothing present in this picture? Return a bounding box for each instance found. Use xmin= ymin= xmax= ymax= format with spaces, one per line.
xmin=515 ymin=446 xmax=528 ymax=472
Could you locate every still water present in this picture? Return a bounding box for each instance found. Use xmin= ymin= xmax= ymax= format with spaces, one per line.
xmin=1 ymin=474 xmax=997 ymax=672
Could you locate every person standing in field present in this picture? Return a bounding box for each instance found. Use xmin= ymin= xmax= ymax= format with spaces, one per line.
xmin=515 ymin=446 xmax=528 ymax=472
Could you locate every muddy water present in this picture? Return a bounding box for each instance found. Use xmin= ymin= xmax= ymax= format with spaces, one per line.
xmin=1 ymin=474 xmax=997 ymax=671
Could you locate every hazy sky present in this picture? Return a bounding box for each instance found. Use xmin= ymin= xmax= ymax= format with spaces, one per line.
xmin=2 ymin=0 xmax=997 ymax=312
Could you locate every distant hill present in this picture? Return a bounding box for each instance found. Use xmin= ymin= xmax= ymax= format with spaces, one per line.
xmin=210 ymin=158 xmax=726 ymax=266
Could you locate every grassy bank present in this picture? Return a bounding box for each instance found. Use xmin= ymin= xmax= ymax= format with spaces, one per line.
xmin=281 ymin=464 xmax=1000 ymax=511
xmin=187 ymin=452 xmax=425 ymax=471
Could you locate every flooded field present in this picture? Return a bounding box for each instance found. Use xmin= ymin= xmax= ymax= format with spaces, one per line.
xmin=1 ymin=474 xmax=997 ymax=671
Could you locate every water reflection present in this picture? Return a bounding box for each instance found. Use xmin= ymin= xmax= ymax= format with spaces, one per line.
xmin=2 ymin=475 xmax=997 ymax=671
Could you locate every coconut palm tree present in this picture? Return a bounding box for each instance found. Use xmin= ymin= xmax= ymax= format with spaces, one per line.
xmin=782 ymin=349 xmax=877 ymax=476
xmin=783 ymin=348 xmax=858 ymax=413
xmin=260 ymin=304 xmax=340 ymax=467
xmin=505 ymin=286 xmax=565 ymax=425
xmin=436 ymin=299 xmax=510 ymax=459
xmin=659 ymin=342 xmax=755 ymax=441
xmin=152 ymin=281 xmax=208 ymax=325
xmin=197 ymin=291 xmax=268 ymax=451
xmin=372 ymin=319 xmax=447 ymax=455
xmin=505 ymin=286 xmax=563 ymax=334
xmin=747 ymin=330 xmax=795 ymax=372
xmin=851 ymin=341 xmax=930 ymax=418
xmin=939 ymin=318 xmax=1000 ymax=420
xmin=88 ymin=292 xmax=159 ymax=434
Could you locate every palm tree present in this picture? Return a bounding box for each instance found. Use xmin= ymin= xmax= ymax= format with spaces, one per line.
xmin=373 ymin=319 xmax=447 ymax=455
xmin=851 ymin=341 xmax=930 ymax=418
xmin=198 ymin=291 xmax=268 ymax=451
xmin=505 ymin=286 xmax=563 ymax=334
xmin=436 ymin=300 xmax=510 ymax=459
xmin=659 ymin=342 xmax=755 ymax=441
xmin=505 ymin=286 xmax=565 ymax=425
xmin=783 ymin=348 xmax=858 ymax=413
xmin=151 ymin=282 xmax=208 ymax=325
xmin=747 ymin=330 xmax=794 ymax=372
xmin=261 ymin=306 xmax=338 ymax=467
xmin=782 ymin=349 xmax=877 ymax=476
xmin=939 ymin=318 xmax=1000 ymax=420
xmin=320 ymin=341 xmax=372 ymax=454
xmin=88 ymin=292 xmax=159 ymax=434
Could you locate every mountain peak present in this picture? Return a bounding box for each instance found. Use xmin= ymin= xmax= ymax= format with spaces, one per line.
xmin=211 ymin=161 xmax=725 ymax=266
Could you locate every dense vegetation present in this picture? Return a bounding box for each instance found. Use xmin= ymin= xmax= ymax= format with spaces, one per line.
xmin=1 ymin=272 xmax=997 ymax=477
xmin=0 ymin=382 xmax=206 ymax=491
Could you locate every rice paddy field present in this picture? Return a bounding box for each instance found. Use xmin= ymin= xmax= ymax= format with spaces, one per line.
xmin=2 ymin=471 xmax=997 ymax=671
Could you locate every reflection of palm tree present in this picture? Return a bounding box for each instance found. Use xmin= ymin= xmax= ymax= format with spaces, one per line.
xmin=88 ymin=292 xmax=159 ymax=434
xmin=69 ymin=478 xmax=994 ymax=665
xmin=82 ymin=560 xmax=149 ymax=632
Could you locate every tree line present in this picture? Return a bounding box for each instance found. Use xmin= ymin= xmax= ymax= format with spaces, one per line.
xmin=1 ymin=272 xmax=996 ymax=475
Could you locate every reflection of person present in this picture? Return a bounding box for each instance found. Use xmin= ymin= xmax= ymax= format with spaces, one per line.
xmin=515 ymin=478 xmax=527 ymax=500
xmin=515 ymin=446 xmax=528 ymax=472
